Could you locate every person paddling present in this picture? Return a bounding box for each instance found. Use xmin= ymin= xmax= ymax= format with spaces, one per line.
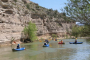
xmin=75 ymin=38 xmax=77 ymax=43
xmin=45 ymin=39 xmax=49 ymax=43
xmin=44 ymin=41 xmax=47 ymax=45
xmin=17 ymin=44 xmax=20 ymax=49
xmin=60 ymin=40 xmax=63 ymax=43
xmin=55 ymin=38 xmax=57 ymax=41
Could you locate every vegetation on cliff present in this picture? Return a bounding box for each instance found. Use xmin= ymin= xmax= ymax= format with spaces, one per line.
xmin=52 ymin=34 xmax=57 ymax=39
xmin=24 ymin=1 xmax=74 ymax=22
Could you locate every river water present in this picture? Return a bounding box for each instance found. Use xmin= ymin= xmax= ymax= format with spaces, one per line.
xmin=0 ymin=39 xmax=90 ymax=60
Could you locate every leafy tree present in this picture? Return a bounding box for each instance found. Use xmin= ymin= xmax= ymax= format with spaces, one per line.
xmin=71 ymin=26 xmax=80 ymax=38
xmin=23 ymin=22 xmax=37 ymax=42
xmin=80 ymin=25 xmax=90 ymax=37
xmin=71 ymin=25 xmax=90 ymax=38
xmin=64 ymin=0 xmax=90 ymax=24
xmin=64 ymin=0 xmax=90 ymax=37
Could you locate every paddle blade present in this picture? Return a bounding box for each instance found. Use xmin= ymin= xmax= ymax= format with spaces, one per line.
xmin=14 ymin=41 xmax=16 ymax=44
xmin=39 ymin=40 xmax=42 ymax=42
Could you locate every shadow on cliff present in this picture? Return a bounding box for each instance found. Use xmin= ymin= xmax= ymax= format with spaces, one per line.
xmin=20 ymin=32 xmax=33 ymax=43
xmin=20 ymin=38 xmax=33 ymax=43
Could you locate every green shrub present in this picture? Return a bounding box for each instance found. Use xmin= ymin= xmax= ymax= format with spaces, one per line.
xmin=23 ymin=22 xmax=37 ymax=42
xmin=52 ymin=34 xmax=57 ymax=38
xmin=13 ymin=0 xmax=17 ymax=2
xmin=26 ymin=4 xmax=30 ymax=10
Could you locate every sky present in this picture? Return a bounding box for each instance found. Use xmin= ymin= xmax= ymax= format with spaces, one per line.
xmin=76 ymin=22 xmax=84 ymax=26
xmin=30 ymin=0 xmax=67 ymax=13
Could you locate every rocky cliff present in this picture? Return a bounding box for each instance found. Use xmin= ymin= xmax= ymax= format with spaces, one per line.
xmin=0 ymin=0 xmax=75 ymax=43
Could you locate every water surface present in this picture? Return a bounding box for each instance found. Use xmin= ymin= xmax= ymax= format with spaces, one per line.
xmin=0 ymin=39 xmax=90 ymax=60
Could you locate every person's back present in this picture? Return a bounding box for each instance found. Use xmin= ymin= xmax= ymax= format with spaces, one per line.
xmin=45 ymin=40 xmax=49 ymax=43
xmin=75 ymin=38 xmax=77 ymax=43
xmin=44 ymin=42 xmax=47 ymax=45
xmin=55 ymin=39 xmax=57 ymax=41
xmin=17 ymin=44 xmax=20 ymax=49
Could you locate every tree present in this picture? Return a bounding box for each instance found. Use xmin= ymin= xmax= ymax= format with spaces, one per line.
xmin=71 ymin=26 xmax=80 ymax=38
xmin=64 ymin=0 xmax=90 ymax=24
xmin=80 ymin=25 xmax=90 ymax=37
xmin=23 ymin=22 xmax=37 ymax=42
xmin=71 ymin=25 xmax=90 ymax=38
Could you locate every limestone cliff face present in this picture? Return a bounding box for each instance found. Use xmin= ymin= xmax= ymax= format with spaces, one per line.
xmin=0 ymin=0 xmax=75 ymax=42
xmin=0 ymin=0 xmax=31 ymax=42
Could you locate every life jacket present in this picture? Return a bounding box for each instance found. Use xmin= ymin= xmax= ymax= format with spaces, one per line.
xmin=17 ymin=44 xmax=20 ymax=49
xmin=61 ymin=41 xmax=63 ymax=43
xmin=75 ymin=40 xmax=77 ymax=43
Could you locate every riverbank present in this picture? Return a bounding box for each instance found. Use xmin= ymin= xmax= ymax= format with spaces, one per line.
xmin=0 ymin=39 xmax=22 ymax=47
xmin=78 ymin=37 xmax=90 ymax=39
xmin=0 ymin=36 xmax=89 ymax=47
xmin=0 ymin=37 xmax=64 ymax=47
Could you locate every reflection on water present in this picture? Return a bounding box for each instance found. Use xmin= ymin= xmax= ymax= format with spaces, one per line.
xmin=0 ymin=39 xmax=90 ymax=60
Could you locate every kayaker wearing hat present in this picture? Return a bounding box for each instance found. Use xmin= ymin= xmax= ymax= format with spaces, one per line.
xmin=17 ymin=44 xmax=20 ymax=49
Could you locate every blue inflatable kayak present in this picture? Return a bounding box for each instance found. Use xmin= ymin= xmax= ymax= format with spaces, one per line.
xmin=43 ymin=44 xmax=49 ymax=47
xmin=12 ymin=47 xmax=25 ymax=51
xmin=69 ymin=42 xmax=83 ymax=44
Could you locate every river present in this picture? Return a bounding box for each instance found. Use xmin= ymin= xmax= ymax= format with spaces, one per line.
xmin=0 ymin=39 xmax=90 ymax=60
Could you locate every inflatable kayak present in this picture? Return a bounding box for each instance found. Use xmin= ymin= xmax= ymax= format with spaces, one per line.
xmin=12 ymin=47 xmax=25 ymax=51
xmin=43 ymin=44 xmax=49 ymax=47
xmin=69 ymin=42 xmax=83 ymax=44
xmin=58 ymin=42 xmax=65 ymax=44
